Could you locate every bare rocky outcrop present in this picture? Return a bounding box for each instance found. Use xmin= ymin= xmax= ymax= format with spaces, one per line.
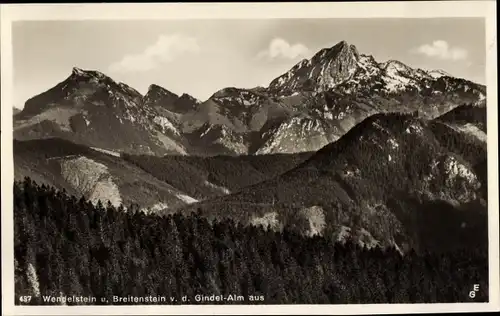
xmin=60 ymin=156 xmax=122 ymax=207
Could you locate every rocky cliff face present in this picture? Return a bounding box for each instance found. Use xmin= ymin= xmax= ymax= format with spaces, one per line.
xmin=269 ymin=41 xmax=361 ymax=93
xmin=13 ymin=138 xmax=198 ymax=211
xmin=256 ymin=115 xmax=332 ymax=154
xmin=60 ymin=156 xmax=123 ymax=207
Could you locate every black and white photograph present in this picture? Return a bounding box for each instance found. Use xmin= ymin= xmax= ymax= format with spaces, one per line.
xmin=1 ymin=2 xmax=499 ymax=315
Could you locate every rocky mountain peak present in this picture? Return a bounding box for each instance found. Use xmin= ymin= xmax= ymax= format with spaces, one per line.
xmin=70 ymin=67 xmax=108 ymax=81
xmin=146 ymin=84 xmax=179 ymax=99
xmin=142 ymin=84 xmax=180 ymax=109
xmin=72 ymin=67 xmax=86 ymax=76
xmin=179 ymin=93 xmax=200 ymax=104
xmin=211 ymin=87 xmax=241 ymax=99
xmin=173 ymin=93 xmax=200 ymax=112
xmin=142 ymin=85 xmax=199 ymax=113
xmin=381 ymin=60 xmax=410 ymax=71
xmin=314 ymin=41 xmax=360 ymax=89
xmin=68 ymin=66 xmax=144 ymax=100
xmin=327 ymin=40 xmax=359 ymax=59
xmin=269 ymin=40 xmax=361 ymax=93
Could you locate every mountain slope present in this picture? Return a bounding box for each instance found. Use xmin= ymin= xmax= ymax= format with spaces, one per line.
xmin=14 ymin=137 xmax=312 ymax=212
xmin=179 ymin=41 xmax=485 ymax=155
xmin=182 ymin=110 xmax=488 ymax=253
xmin=14 ymin=138 xmax=196 ymax=211
xmin=14 ymin=178 xmax=489 ymax=304
xmin=253 ymin=41 xmax=486 ymax=154
xmin=122 ymin=151 xmax=312 ymax=202
xmin=14 ymin=68 xmax=187 ymax=156
xmin=434 ymin=103 xmax=487 ymax=143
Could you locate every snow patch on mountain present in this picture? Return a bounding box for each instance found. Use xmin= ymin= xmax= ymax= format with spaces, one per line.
xmin=453 ymin=123 xmax=487 ymax=143
xmin=357 ymin=55 xmax=380 ymax=77
xmin=266 ymin=40 xmax=484 ymax=112
xmin=176 ymin=194 xmax=198 ymax=204
xmin=380 ymin=60 xmax=419 ymax=93
xmin=428 ymin=69 xmax=452 ymax=79
xmin=204 ymin=180 xmax=231 ymax=195
xmin=153 ymin=116 xmax=180 ymax=135
xmin=212 ymin=89 xmax=265 ymax=110
xmin=91 ymin=147 xmax=120 ymax=157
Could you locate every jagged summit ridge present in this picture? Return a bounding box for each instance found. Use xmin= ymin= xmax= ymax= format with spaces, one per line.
xmin=267 ymin=40 xmax=482 ymax=98
xmin=67 ymin=66 xmax=143 ymax=100
xmin=269 ymin=40 xmax=361 ymax=93
xmin=313 ymin=41 xmax=360 ymax=89
xmin=72 ymin=67 xmax=86 ymax=76
xmin=15 ymin=40 xmax=487 ymax=157
xmin=142 ymin=83 xmax=200 ymax=114
xmin=179 ymin=93 xmax=201 ymax=104
xmin=144 ymin=84 xmax=179 ymax=105
xmin=147 ymin=84 xmax=177 ymax=96
xmin=70 ymin=67 xmax=110 ymax=81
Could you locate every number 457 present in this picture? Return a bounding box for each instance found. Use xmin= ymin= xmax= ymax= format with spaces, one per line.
xmin=19 ymin=296 xmax=32 ymax=303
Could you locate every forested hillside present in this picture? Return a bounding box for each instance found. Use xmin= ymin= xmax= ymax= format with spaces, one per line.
xmin=14 ymin=178 xmax=489 ymax=305
xmin=181 ymin=111 xmax=488 ymax=253
xmin=122 ymin=152 xmax=313 ymax=200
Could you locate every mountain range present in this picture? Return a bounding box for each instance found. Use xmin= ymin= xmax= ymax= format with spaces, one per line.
xmin=13 ymin=40 xmax=488 ymax=253
xmin=14 ymin=40 xmax=485 ymax=156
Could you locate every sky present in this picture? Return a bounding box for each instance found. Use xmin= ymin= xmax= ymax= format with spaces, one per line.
xmin=12 ymin=18 xmax=486 ymax=109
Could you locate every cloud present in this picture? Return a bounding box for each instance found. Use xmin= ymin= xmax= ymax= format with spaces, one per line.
xmin=257 ymin=38 xmax=310 ymax=60
xmin=413 ymin=40 xmax=468 ymax=61
xmin=109 ymin=34 xmax=200 ymax=73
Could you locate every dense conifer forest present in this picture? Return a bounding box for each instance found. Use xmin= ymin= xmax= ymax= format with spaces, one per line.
xmin=14 ymin=178 xmax=489 ymax=305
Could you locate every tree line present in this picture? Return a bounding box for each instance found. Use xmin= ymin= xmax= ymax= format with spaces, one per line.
xmin=14 ymin=178 xmax=488 ymax=305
